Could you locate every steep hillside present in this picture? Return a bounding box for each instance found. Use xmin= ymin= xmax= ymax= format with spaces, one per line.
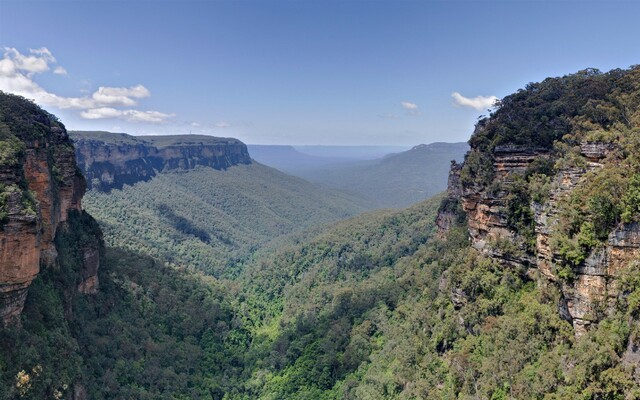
xmin=70 ymin=131 xmax=251 ymax=191
xmin=71 ymin=131 xmax=369 ymax=276
xmin=82 ymin=163 xmax=368 ymax=276
xmin=454 ymin=66 xmax=640 ymax=336
xmin=222 ymin=66 xmax=640 ymax=399
xmin=0 ymin=93 xmax=100 ymax=325
xmin=6 ymin=66 xmax=640 ymax=400
xmin=300 ymin=142 xmax=468 ymax=208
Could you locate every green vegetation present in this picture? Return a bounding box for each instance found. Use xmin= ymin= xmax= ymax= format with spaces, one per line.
xmin=7 ymin=67 xmax=640 ymax=398
xmin=144 ymin=134 xmax=240 ymax=148
xmin=458 ymin=66 xmax=640 ymax=268
xmin=83 ymin=163 xmax=368 ymax=277
xmin=0 ymin=211 xmax=242 ymax=399
xmin=0 ymin=92 xmax=68 ymax=223
xmin=299 ymin=143 xmax=468 ymax=209
xmin=6 ymin=193 xmax=640 ymax=398
xmin=68 ymin=130 xmax=145 ymax=145
xmin=0 ymin=91 xmax=62 ymax=142
xmin=70 ymin=131 xmax=242 ymax=148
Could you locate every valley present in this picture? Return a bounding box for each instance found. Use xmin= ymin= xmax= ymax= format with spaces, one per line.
xmin=250 ymin=143 xmax=468 ymax=209
xmin=3 ymin=65 xmax=640 ymax=399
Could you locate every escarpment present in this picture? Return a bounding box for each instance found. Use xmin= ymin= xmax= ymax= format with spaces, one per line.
xmin=454 ymin=142 xmax=616 ymax=335
xmin=70 ymin=131 xmax=252 ymax=191
xmin=440 ymin=66 xmax=640 ymax=336
xmin=0 ymin=92 xmax=101 ymax=325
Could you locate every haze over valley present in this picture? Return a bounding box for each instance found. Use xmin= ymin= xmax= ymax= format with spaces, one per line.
xmin=1 ymin=1 xmax=640 ymax=399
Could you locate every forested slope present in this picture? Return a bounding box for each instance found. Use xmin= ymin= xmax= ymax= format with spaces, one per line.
xmin=6 ymin=66 xmax=640 ymax=399
xmin=1 ymin=222 xmax=244 ymax=399
xmin=299 ymin=142 xmax=468 ymax=209
xmin=83 ymin=163 xmax=368 ymax=277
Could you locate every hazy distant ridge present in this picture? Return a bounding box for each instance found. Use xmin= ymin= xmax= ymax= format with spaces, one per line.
xmin=253 ymin=142 xmax=468 ymax=209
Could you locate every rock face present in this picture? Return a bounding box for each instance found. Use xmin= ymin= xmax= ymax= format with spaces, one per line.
xmin=70 ymin=131 xmax=252 ymax=191
xmin=460 ymin=146 xmax=547 ymax=268
xmin=435 ymin=161 xmax=464 ymax=238
xmin=443 ymin=138 xmax=628 ymax=336
xmin=0 ymin=93 xmax=100 ymax=325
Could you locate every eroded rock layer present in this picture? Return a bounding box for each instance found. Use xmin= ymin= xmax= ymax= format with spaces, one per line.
xmin=0 ymin=92 xmax=99 ymax=325
xmin=70 ymin=131 xmax=252 ymax=191
xmin=444 ymin=138 xmax=628 ymax=336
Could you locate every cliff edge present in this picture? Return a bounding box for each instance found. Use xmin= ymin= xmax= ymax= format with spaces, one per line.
xmin=0 ymin=92 xmax=101 ymax=325
xmin=439 ymin=67 xmax=640 ymax=336
xmin=70 ymin=131 xmax=252 ymax=191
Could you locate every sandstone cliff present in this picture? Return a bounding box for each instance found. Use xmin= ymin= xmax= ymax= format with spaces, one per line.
xmin=0 ymin=92 xmax=101 ymax=325
xmin=70 ymin=131 xmax=252 ymax=191
xmin=434 ymin=67 xmax=640 ymax=337
xmin=441 ymin=134 xmax=634 ymax=336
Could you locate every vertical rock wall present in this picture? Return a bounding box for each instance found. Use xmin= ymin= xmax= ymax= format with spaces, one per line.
xmin=0 ymin=93 xmax=97 ymax=325
xmin=443 ymin=139 xmax=632 ymax=336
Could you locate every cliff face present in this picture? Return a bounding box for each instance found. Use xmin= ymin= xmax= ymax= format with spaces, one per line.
xmin=70 ymin=131 xmax=252 ymax=191
xmin=442 ymin=138 xmax=631 ymax=336
xmin=0 ymin=93 xmax=100 ymax=325
xmin=435 ymin=67 xmax=640 ymax=337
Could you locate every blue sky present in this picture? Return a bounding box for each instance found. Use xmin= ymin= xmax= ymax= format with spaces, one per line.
xmin=0 ymin=0 xmax=639 ymax=145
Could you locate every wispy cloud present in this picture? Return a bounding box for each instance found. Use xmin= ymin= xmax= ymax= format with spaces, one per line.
xmin=0 ymin=47 xmax=173 ymax=123
xmin=53 ymin=66 xmax=67 ymax=75
xmin=377 ymin=113 xmax=400 ymax=120
xmin=215 ymin=121 xmax=231 ymax=128
xmin=401 ymin=101 xmax=419 ymax=115
xmin=451 ymin=92 xmax=498 ymax=110
xmin=80 ymin=107 xmax=174 ymax=123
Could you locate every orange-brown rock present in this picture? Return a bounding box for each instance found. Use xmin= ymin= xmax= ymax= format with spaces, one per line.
xmin=442 ymin=139 xmax=636 ymax=336
xmin=70 ymin=131 xmax=251 ymax=191
xmin=436 ymin=161 xmax=464 ymax=238
xmin=0 ymin=93 xmax=93 ymax=325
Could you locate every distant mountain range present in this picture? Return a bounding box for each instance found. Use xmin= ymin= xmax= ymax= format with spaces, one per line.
xmin=247 ymin=144 xmax=411 ymax=174
xmin=67 ymin=131 xmax=369 ymax=276
xmin=251 ymin=142 xmax=468 ymax=209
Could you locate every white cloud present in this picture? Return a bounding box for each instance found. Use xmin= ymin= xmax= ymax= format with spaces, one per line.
xmin=377 ymin=113 xmax=400 ymax=119
xmin=4 ymin=47 xmax=54 ymax=75
xmin=80 ymin=107 xmax=123 ymax=119
xmin=215 ymin=121 xmax=231 ymax=128
xmin=81 ymin=107 xmax=174 ymax=123
xmin=0 ymin=47 xmax=173 ymax=124
xmin=451 ymin=92 xmax=498 ymax=110
xmin=90 ymin=85 xmax=150 ymax=107
xmin=401 ymin=101 xmax=418 ymax=111
xmin=190 ymin=122 xmax=201 ymax=127
xmin=123 ymin=110 xmax=174 ymax=123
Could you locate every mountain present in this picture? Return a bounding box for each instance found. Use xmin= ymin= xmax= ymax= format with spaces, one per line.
xmin=247 ymin=144 xmax=418 ymax=178
xmin=247 ymin=144 xmax=346 ymax=173
xmin=299 ymin=142 xmax=468 ymax=208
xmin=5 ymin=66 xmax=640 ymax=399
xmin=294 ymin=145 xmax=410 ymax=160
xmin=69 ymin=131 xmax=369 ymax=276
xmin=70 ymin=131 xmax=251 ymax=191
xmin=226 ymin=66 xmax=640 ymax=398
xmin=0 ymin=93 xmax=101 ymax=325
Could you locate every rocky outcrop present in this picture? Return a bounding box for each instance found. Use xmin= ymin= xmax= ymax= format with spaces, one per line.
xmin=70 ymin=131 xmax=252 ymax=191
xmin=443 ymin=139 xmax=629 ymax=336
xmin=436 ymin=161 xmax=464 ymax=238
xmin=459 ymin=146 xmax=546 ymax=269
xmin=0 ymin=93 xmax=99 ymax=325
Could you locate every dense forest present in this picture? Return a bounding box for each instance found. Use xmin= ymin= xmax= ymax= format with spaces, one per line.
xmin=83 ymin=163 xmax=367 ymax=277
xmin=297 ymin=142 xmax=468 ymax=209
xmin=4 ymin=65 xmax=640 ymax=399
